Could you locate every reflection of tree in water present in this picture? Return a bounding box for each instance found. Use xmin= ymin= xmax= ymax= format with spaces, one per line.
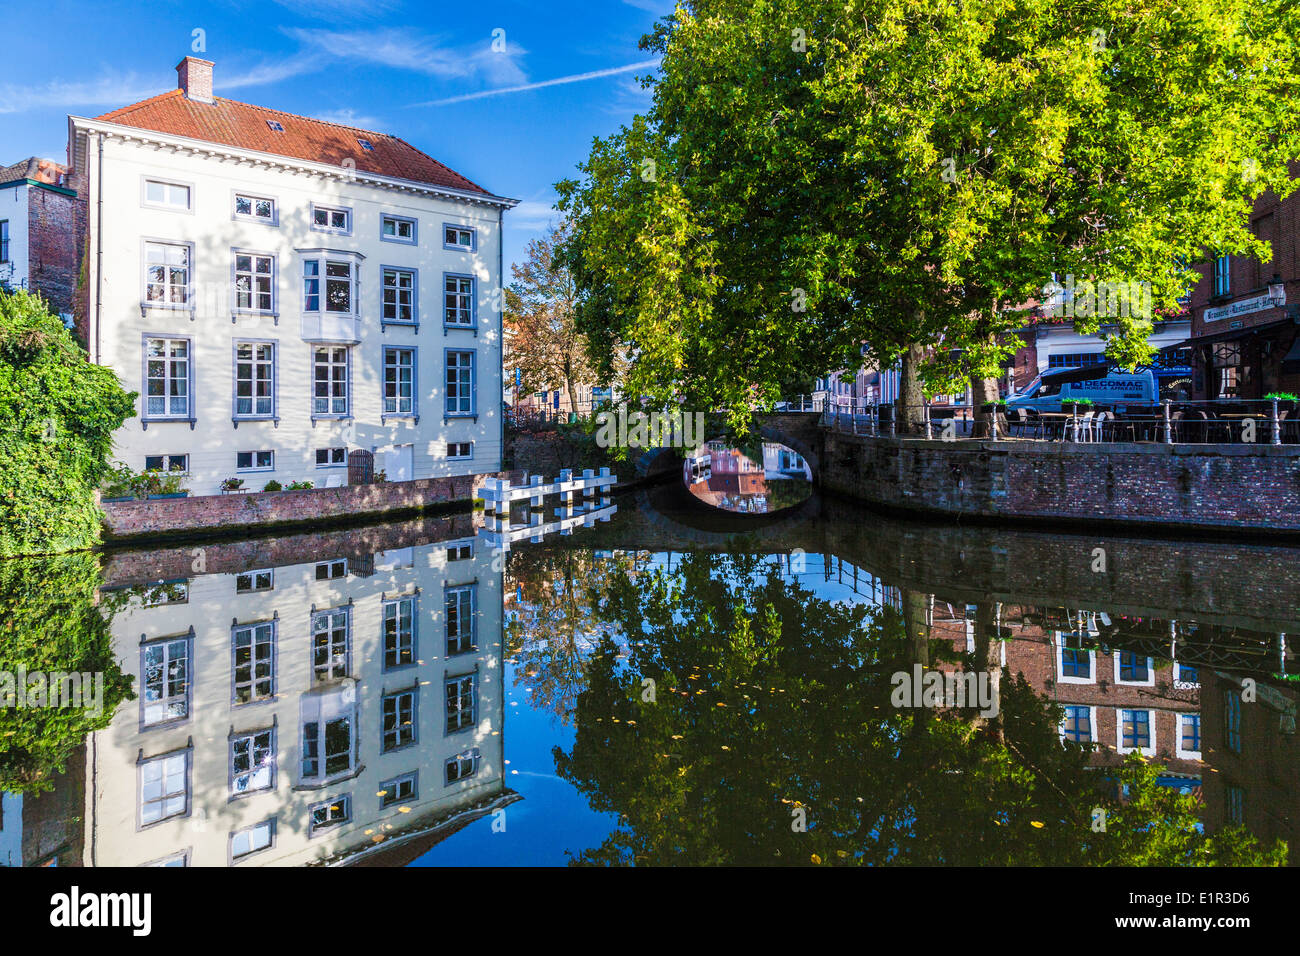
xmin=504 ymin=548 xmax=640 ymax=724
xmin=0 ymin=554 xmax=135 ymax=793
xmin=549 ymin=551 xmax=1285 ymax=866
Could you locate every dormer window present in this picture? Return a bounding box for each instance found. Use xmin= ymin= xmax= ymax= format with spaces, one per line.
xmin=267 ymin=120 xmax=284 ymax=132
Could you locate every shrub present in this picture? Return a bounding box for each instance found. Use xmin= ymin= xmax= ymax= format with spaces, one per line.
xmin=0 ymin=289 xmax=135 ymax=555
xmin=263 ymin=479 xmax=283 ymax=492
xmin=286 ymin=480 xmax=314 ymax=491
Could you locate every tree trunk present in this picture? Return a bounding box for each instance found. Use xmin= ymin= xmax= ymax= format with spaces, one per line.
xmin=902 ymin=589 xmax=932 ymax=739
xmin=897 ymin=341 xmax=927 ymax=435
xmin=970 ymin=601 xmax=1003 ymax=743
xmin=970 ymin=375 xmax=1006 ymax=438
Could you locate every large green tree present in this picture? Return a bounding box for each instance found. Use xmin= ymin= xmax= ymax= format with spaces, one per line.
xmin=0 ymin=290 xmax=135 ymax=555
xmin=559 ymin=0 xmax=1300 ymax=432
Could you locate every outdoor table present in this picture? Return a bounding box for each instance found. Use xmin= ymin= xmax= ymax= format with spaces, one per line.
xmin=1220 ymin=413 xmax=1267 ymax=443
xmin=1037 ymin=412 xmax=1073 ymax=440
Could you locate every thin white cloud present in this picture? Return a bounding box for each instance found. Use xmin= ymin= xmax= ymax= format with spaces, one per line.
xmin=220 ymin=54 xmax=321 ymax=90
xmin=416 ymin=60 xmax=660 ymax=107
xmin=0 ymin=72 xmax=162 ymax=114
xmin=312 ymin=107 xmax=385 ymax=131
xmin=508 ymin=199 xmax=562 ymax=230
xmin=271 ymin=0 xmax=402 ymax=16
xmin=286 ymin=28 xmax=527 ymax=86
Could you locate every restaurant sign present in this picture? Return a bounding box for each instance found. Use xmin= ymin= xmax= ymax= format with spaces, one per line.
xmin=1203 ymin=291 xmax=1285 ymax=325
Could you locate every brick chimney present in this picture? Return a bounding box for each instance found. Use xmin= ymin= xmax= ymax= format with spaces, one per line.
xmin=175 ymin=56 xmax=214 ymax=104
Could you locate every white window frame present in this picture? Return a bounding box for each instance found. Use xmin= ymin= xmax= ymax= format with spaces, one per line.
xmin=1059 ymin=704 xmax=1097 ymax=744
xmin=445 ymin=584 xmax=477 ymax=656
xmin=308 ymin=794 xmax=351 ymax=835
xmin=311 ymin=346 xmax=351 ymax=418
xmin=141 ymin=633 xmax=191 ymax=728
xmin=1176 ymin=712 xmax=1202 ymax=760
xmin=443 ymin=273 xmax=475 ymax=328
xmin=445 ymin=748 xmax=481 ymax=785
xmin=230 ymin=727 xmax=276 ymax=796
xmin=1116 ymin=707 xmax=1156 ymax=756
xmin=310 ymin=202 xmax=353 ymax=236
xmin=383 ymin=346 xmax=417 ymax=418
xmin=1113 ymin=651 xmax=1156 ymax=687
xmin=442 ymin=223 xmax=476 ymax=252
xmin=138 ymin=748 xmax=191 ymax=827
xmin=142 ymin=335 xmax=194 ymax=421
xmin=233 ymin=340 xmax=277 ymax=421
xmin=236 ymin=450 xmax=275 ymax=472
xmin=381 ymin=266 xmax=418 ymax=325
xmin=382 ymin=596 xmax=417 ymax=671
xmin=311 ymin=606 xmax=351 ymax=684
xmin=232 ymin=250 xmax=277 ymax=314
xmin=301 ymin=256 xmax=358 ymax=316
xmin=445 ymin=673 xmax=476 ymax=735
xmin=142 ymin=241 xmax=193 ymax=310
xmin=144 ymin=453 xmax=190 ymax=474
xmin=1054 ymin=632 xmax=1096 ymax=685
xmin=230 ymin=819 xmax=275 ymax=862
xmin=445 ymin=349 xmax=476 ymax=417
xmin=233 ymin=191 xmax=278 ymax=226
xmin=231 ymin=619 xmax=276 ymax=705
xmin=381 ymin=214 xmax=417 ymax=245
xmin=381 ymin=688 xmax=418 ymax=753
xmin=141 ymin=176 xmax=193 ymax=213
xmin=316 ymin=447 xmax=348 ymax=468
xmin=234 ymin=569 xmax=274 ymax=594
xmin=379 ymin=772 xmax=418 ymax=808
xmin=447 ymin=441 xmax=474 ymax=460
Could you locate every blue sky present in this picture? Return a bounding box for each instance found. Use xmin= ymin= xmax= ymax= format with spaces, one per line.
xmin=0 ymin=0 xmax=675 ymax=268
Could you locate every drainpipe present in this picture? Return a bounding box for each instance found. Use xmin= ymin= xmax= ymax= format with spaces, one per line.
xmin=94 ymin=132 xmax=103 ymax=365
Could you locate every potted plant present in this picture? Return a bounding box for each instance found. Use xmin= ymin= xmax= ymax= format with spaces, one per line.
xmin=100 ymin=462 xmax=139 ymax=502
xmin=373 ymin=469 xmax=389 ymax=484
xmin=1265 ymin=392 xmax=1298 ymax=412
xmin=286 ymin=480 xmax=314 ymax=491
xmin=263 ymin=479 xmax=283 ymax=492
xmin=220 ymin=477 xmax=245 ymax=494
xmin=1062 ymin=397 xmax=1094 ymax=414
xmin=148 ymin=473 xmax=190 ymax=498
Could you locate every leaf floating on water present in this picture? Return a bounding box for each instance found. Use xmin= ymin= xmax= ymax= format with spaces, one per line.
xmin=1030 ymin=821 xmax=1045 ymax=828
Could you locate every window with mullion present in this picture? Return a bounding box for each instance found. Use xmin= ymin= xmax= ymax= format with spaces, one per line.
xmin=144 ymin=242 xmax=190 ymax=305
xmin=142 ymin=636 xmax=190 ymax=726
xmin=444 ymin=274 xmax=474 ymax=327
xmin=382 ymin=597 xmax=415 ymax=669
xmin=302 ymin=718 xmax=354 ymax=781
xmin=145 ymin=337 xmax=191 ymax=418
xmin=232 ymin=621 xmax=275 ymax=704
xmin=139 ymin=751 xmax=189 ymax=826
xmin=1214 ymin=254 xmax=1231 ymax=297
xmin=230 ymin=728 xmax=275 ymax=794
xmin=1118 ymin=651 xmax=1149 ymax=682
xmin=311 ymin=608 xmax=350 ymax=683
xmin=382 ymin=268 xmax=416 ymax=323
xmin=445 ymin=349 xmax=475 ymax=416
xmin=312 ymin=347 xmax=350 ymax=417
xmin=235 ymin=341 xmax=275 ymax=418
xmin=234 ymin=253 xmax=274 ymax=312
xmin=445 ymin=584 xmax=476 ymax=655
xmin=445 ymin=674 xmax=476 ymax=734
xmin=381 ymin=689 xmax=417 ymax=752
xmin=383 ymin=347 xmax=415 ymax=415
xmin=1121 ymin=709 xmax=1151 ymax=750
xmin=1062 ymin=705 xmax=1091 ymax=742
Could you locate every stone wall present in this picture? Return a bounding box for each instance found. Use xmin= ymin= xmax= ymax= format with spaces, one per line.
xmin=100 ymin=473 xmax=502 ymax=541
xmin=820 ymin=433 xmax=1300 ymax=536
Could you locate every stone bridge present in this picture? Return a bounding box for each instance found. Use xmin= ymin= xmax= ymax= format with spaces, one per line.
xmin=636 ymin=411 xmax=824 ymax=478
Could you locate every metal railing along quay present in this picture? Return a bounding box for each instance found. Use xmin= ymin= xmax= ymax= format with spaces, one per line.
xmin=820 ymin=398 xmax=1300 ymax=446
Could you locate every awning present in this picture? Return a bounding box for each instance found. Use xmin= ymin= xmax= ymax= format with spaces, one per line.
xmin=1187 ymin=317 xmax=1293 ymax=349
xmin=1281 ymin=337 xmax=1300 ymax=376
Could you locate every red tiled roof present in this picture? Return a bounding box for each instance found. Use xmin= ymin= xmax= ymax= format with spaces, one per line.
xmin=95 ymin=90 xmax=489 ymax=195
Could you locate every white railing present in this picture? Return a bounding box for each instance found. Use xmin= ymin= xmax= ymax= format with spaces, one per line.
xmin=475 ymin=468 xmax=616 ymax=510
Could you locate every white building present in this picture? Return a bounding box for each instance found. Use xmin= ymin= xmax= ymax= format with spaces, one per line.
xmin=87 ymin=529 xmax=507 ymax=866
xmin=68 ymin=57 xmax=517 ymax=495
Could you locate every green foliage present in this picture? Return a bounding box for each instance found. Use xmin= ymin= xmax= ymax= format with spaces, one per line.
xmin=0 ymin=290 xmax=136 ymax=555
xmin=1265 ymin=392 xmax=1298 ymax=402
xmin=263 ymin=479 xmax=283 ymax=492
xmin=0 ymin=552 xmax=135 ymax=792
xmin=558 ymin=0 xmax=1300 ymax=426
xmin=286 ymin=480 xmax=314 ymax=491
xmin=535 ymin=549 xmax=1286 ymax=865
xmin=220 ymin=477 xmax=245 ymax=493
xmin=100 ymin=462 xmax=188 ymax=499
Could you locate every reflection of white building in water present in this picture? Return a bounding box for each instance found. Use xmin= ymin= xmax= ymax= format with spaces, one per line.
xmin=87 ymin=531 xmax=507 ymax=866
xmin=761 ymin=442 xmax=811 ymax=481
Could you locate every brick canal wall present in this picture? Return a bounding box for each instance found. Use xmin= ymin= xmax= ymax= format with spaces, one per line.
xmin=819 ymin=433 xmax=1300 ymax=536
xmin=99 ymin=473 xmax=509 ymax=541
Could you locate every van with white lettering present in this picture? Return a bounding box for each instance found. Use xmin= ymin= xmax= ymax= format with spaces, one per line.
xmin=1007 ymin=368 xmax=1159 ymax=412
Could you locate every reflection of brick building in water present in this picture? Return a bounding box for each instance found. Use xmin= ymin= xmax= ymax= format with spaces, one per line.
xmin=1199 ymin=670 xmax=1299 ymax=864
xmin=928 ymin=602 xmax=1203 ymax=779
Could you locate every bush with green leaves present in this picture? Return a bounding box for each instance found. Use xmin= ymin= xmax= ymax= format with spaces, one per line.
xmin=0 ymin=290 xmax=135 ymax=555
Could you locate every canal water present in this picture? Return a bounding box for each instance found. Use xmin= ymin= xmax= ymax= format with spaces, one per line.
xmin=0 ymin=484 xmax=1295 ymax=866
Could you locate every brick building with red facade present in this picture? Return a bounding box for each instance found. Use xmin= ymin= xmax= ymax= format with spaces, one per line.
xmin=0 ymin=157 xmax=84 ymax=320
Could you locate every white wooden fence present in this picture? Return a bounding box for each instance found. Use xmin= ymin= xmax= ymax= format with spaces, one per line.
xmin=475 ymin=468 xmax=616 ymax=511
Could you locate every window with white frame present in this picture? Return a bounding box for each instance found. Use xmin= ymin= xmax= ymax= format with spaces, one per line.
xmin=231 ymin=819 xmax=274 ymax=861
xmin=447 ymin=543 xmax=472 ymax=562
xmin=312 ymin=346 xmax=350 ymax=416
xmin=235 ymin=569 xmax=273 ymax=594
xmin=444 ymin=274 xmax=474 ymax=326
xmin=315 ymin=559 xmax=347 ymax=580
xmin=443 ymin=224 xmax=475 ymax=251
xmin=379 ymin=772 xmax=417 ymax=808
xmin=308 ymin=795 xmax=351 ymax=834
xmin=445 ymin=673 xmax=476 ymax=734
xmin=1178 ymin=713 xmax=1202 ymax=758
xmin=381 ymin=689 xmax=417 ymax=752
xmin=1056 ymin=632 xmax=1094 ymax=683
xmin=303 ymin=258 xmax=356 ymax=314
xmin=234 ymin=193 xmax=276 ymax=224
xmin=447 ymin=442 xmax=473 ymax=460
xmin=383 ymin=347 xmax=415 ymax=415
xmin=234 ymin=253 xmax=275 ymax=312
xmin=383 ymin=597 xmax=415 ymax=669
xmin=141 ymin=636 xmax=190 ymax=726
xmin=234 ymin=341 xmax=275 ymax=418
xmin=445 ymin=584 xmax=476 ymax=656
xmin=316 ymin=447 xmax=347 ymax=467
xmin=139 ymin=750 xmax=189 ymax=826
xmin=236 ymin=450 xmax=274 ymax=471
xmin=144 ymin=453 xmax=189 ymax=473
xmin=1118 ymin=708 xmax=1154 ymax=754
xmin=144 ymin=242 xmax=191 ymax=305
xmin=311 ymin=607 xmax=350 ymax=683
xmin=302 ymin=718 xmax=353 ymax=780
xmin=445 ymin=748 xmax=480 ymax=784
xmin=445 ymin=350 xmax=475 ymax=416
xmin=382 ymin=268 xmax=416 ymax=323
xmin=311 ymin=203 xmax=351 ymax=234
xmin=1061 ymin=705 xmax=1092 ymax=743
xmin=144 ymin=337 xmax=191 ymax=419
xmin=232 ymin=620 xmax=275 ymax=704
xmin=143 ymin=179 xmax=191 ymax=211
xmin=230 ymin=728 xmax=275 ymax=794
xmin=381 ymin=215 xmax=416 ymax=244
